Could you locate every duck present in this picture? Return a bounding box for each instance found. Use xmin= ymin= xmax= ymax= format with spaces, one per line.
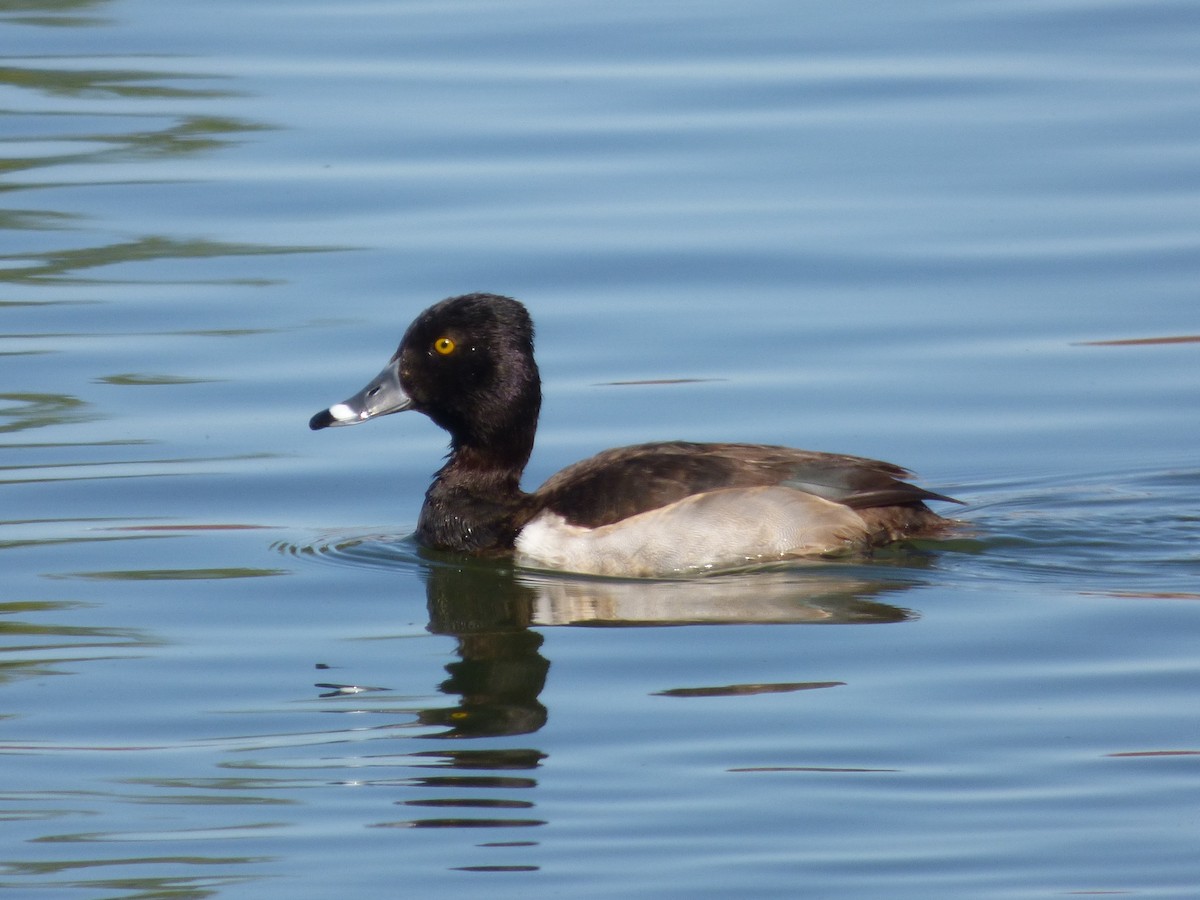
xmin=310 ymin=292 xmax=960 ymax=576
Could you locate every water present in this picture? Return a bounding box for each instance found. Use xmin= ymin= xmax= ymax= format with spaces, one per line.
xmin=3 ymin=0 xmax=1199 ymax=896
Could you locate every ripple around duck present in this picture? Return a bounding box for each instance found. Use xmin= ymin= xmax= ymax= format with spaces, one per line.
xmin=947 ymin=465 xmax=1200 ymax=595
xmin=272 ymin=530 xmax=429 ymax=575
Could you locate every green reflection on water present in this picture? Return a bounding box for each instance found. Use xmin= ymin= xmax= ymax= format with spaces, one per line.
xmin=0 ymin=114 xmax=273 ymax=181
xmin=114 ymin=114 xmax=273 ymax=156
xmin=0 ymin=0 xmax=112 ymax=28
xmin=1 ymin=45 xmax=342 ymax=287
xmin=0 ymin=599 xmax=143 ymax=645
xmin=0 ymin=209 xmax=80 ymax=232
xmin=0 ymin=865 xmax=267 ymax=900
xmin=0 ymin=598 xmax=158 ymax=687
xmin=0 ymin=236 xmax=337 ymax=285
xmin=96 ymin=373 xmax=222 ymax=386
xmin=0 ymin=11 xmax=324 ymax=899
xmin=122 ymin=777 xmax=302 ymax=804
xmin=0 ymin=531 xmax=171 ymax=551
xmin=56 ymin=568 xmax=288 ymax=581
xmin=0 ymin=63 xmax=235 ymax=101
xmin=0 ymin=392 xmax=94 ymax=433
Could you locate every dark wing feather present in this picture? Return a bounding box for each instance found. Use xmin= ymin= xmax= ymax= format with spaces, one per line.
xmin=533 ymin=441 xmax=958 ymax=529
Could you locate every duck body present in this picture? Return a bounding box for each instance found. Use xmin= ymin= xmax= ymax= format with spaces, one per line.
xmin=311 ymin=293 xmax=959 ymax=577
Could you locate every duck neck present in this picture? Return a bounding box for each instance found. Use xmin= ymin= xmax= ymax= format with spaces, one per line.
xmin=416 ymin=434 xmax=535 ymax=554
xmin=442 ymin=438 xmax=532 ymax=490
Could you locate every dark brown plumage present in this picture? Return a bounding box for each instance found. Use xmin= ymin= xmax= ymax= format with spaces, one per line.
xmin=536 ymin=441 xmax=955 ymax=529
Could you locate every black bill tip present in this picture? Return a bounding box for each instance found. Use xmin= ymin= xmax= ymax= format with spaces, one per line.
xmin=309 ymin=409 xmax=337 ymax=430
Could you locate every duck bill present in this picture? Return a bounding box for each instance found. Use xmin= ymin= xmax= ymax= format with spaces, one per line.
xmin=309 ymin=361 xmax=412 ymax=430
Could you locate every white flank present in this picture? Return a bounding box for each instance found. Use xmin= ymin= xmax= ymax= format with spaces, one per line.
xmin=515 ymin=486 xmax=869 ymax=577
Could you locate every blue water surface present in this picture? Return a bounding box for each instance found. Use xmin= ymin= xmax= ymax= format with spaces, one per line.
xmin=2 ymin=0 xmax=1199 ymax=897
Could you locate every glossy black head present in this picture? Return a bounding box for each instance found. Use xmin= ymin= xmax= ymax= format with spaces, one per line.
xmin=398 ymin=293 xmax=541 ymax=451
xmin=311 ymin=293 xmax=542 ymax=469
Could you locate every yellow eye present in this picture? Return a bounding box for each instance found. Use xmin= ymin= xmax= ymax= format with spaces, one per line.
xmin=434 ymin=336 xmax=456 ymax=356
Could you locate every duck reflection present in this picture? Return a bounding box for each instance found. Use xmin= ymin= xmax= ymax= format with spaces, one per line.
xmin=352 ymin=547 xmax=924 ymax=838
xmin=415 ymin=551 xmax=917 ymax=740
xmin=419 ymin=561 xmax=549 ymax=739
